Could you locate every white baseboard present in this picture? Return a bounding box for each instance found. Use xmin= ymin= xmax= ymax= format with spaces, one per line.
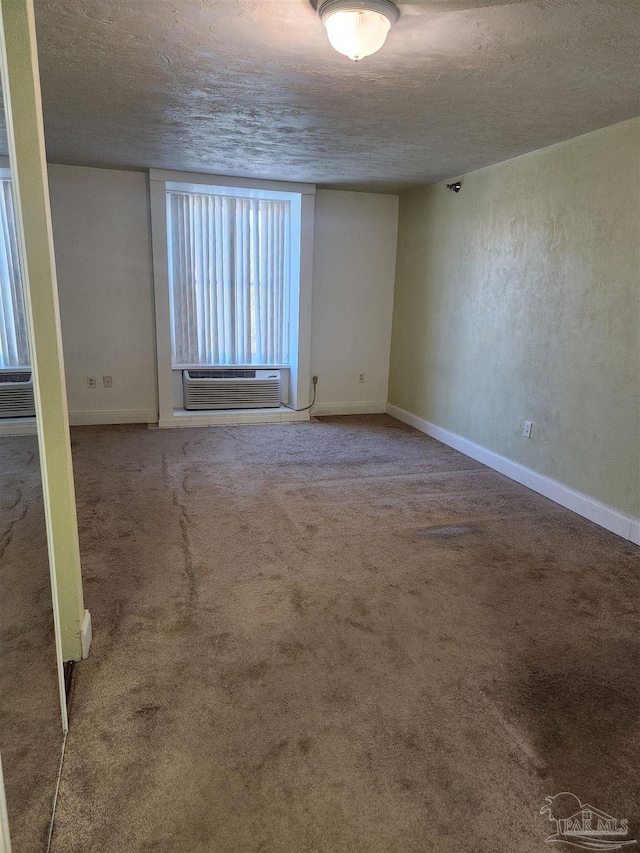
xmin=312 ymin=401 xmax=387 ymax=416
xmin=68 ymin=409 xmax=157 ymax=426
xmin=1 ymin=409 xmax=157 ymax=433
xmin=80 ymin=609 xmax=92 ymax=659
xmin=386 ymin=403 xmax=639 ymax=545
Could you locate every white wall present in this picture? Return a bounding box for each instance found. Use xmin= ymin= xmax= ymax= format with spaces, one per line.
xmin=310 ymin=190 xmax=398 ymax=415
xmin=47 ymin=165 xmax=157 ymax=424
xmin=389 ymin=118 xmax=640 ymax=523
xmin=43 ymin=169 xmax=398 ymax=424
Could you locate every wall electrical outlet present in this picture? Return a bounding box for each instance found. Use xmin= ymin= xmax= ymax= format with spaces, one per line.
xmin=87 ymin=376 xmax=97 ymax=388
xmin=103 ymin=375 xmax=113 ymax=388
xmin=358 ymin=373 xmax=365 ymax=383
xmin=522 ymin=420 xmax=533 ymax=438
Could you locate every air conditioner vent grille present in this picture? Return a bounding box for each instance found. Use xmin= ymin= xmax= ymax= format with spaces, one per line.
xmin=0 ymin=371 xmax=35 ymax=418
xmin=188 ymin=369 xmax=257 ymax=379
xmin=0 ymin=371 xmax=31 ymax=383
xmin=183 ymin=369 xmax=281 ymax=410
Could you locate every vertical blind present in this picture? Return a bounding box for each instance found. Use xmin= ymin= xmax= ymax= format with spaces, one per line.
xmin=168 ymin=191 xmax=291 ymax=366
xmin=0 ymin=178 xmax=29 ymax=368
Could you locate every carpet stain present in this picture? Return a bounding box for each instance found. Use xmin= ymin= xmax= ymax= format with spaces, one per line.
xmin=278 ymin=640 xmax=306 ymax=661
xmin=135 ymin=704 xmax=162 ymax=719
xmin=297 ymin=736 xmax=313 ymax=755
xmin=418 ymin=524 xmax=479 ymax=539
xmin=344 ymin=617 xmax=375 ymax=633
xmin=290 ymin=584 xmax=306 ymax=615
xmin=245 ymin=661 xmax=271 ymax=681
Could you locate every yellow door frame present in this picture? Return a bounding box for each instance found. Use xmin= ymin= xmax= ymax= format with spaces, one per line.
xmin=0 ymin=0 xmax=89 ymax=682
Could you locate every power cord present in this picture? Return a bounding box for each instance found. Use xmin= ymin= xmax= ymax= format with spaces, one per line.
xmin=283 ymin=375 xmax=318 ymax=412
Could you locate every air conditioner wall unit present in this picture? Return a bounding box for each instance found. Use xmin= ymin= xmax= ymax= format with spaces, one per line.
xmin=0 ymin=370 xmax=36 ymax=418
xmin=182 ymin=368 xmax=282 ymax=410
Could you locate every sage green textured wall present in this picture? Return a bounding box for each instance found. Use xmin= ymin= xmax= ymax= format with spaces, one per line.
xmin=389 ymin=118 xmax=640 ymax=518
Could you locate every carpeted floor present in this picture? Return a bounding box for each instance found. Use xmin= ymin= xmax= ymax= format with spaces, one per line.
xmin=24 ymin=414 xmax=640 ymax=851
xmin=0 ymin=436 xmax=63 ymax=853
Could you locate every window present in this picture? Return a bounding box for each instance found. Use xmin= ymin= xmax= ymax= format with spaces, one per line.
xmin=0 ymin=174 xmax=29 ymax=368
xmin=167 ymin=189 xmax=291 ymax=366
xmin=150 ymin=170 xmax=315 ymax=424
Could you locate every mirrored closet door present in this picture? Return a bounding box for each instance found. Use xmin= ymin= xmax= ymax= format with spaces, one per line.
xmin=0 ymin=84 xmax=66 ymax=853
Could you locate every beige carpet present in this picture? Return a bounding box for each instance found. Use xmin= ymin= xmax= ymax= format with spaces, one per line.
xmin=46 ymin=415 xmax=639 ymax=852
xmin=0 ymin=436 xmax=63 ymax=853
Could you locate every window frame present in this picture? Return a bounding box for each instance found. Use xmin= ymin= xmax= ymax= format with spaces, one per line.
xmin=149 ymin=170 xmax=316 ymax=426
xmin=166 ymin=183 xmax=296 ymax=369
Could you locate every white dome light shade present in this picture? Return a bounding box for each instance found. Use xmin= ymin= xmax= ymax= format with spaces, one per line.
xmin=318 ymin=0 xmax=399 ymax=62
xmin=325 ymin=9 xmax=391 ymax=61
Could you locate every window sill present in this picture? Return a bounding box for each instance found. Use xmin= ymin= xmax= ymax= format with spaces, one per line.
xmin=0 ymin=416 xmax=36 ymax=436
xmin=156 ymin=407 xmax=310 ymax=429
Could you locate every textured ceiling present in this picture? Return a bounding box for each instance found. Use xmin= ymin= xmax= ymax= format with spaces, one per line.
xmin=13 ymin=0 xmax=640 ymax=190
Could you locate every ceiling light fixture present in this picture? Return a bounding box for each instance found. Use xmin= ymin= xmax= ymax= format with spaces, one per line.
xmin=317 ymin=0 xmax=399 ymax=62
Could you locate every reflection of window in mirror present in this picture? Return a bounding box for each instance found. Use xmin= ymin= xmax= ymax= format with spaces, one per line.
xmin=0 ymin=167 xmax=32 ymax=378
